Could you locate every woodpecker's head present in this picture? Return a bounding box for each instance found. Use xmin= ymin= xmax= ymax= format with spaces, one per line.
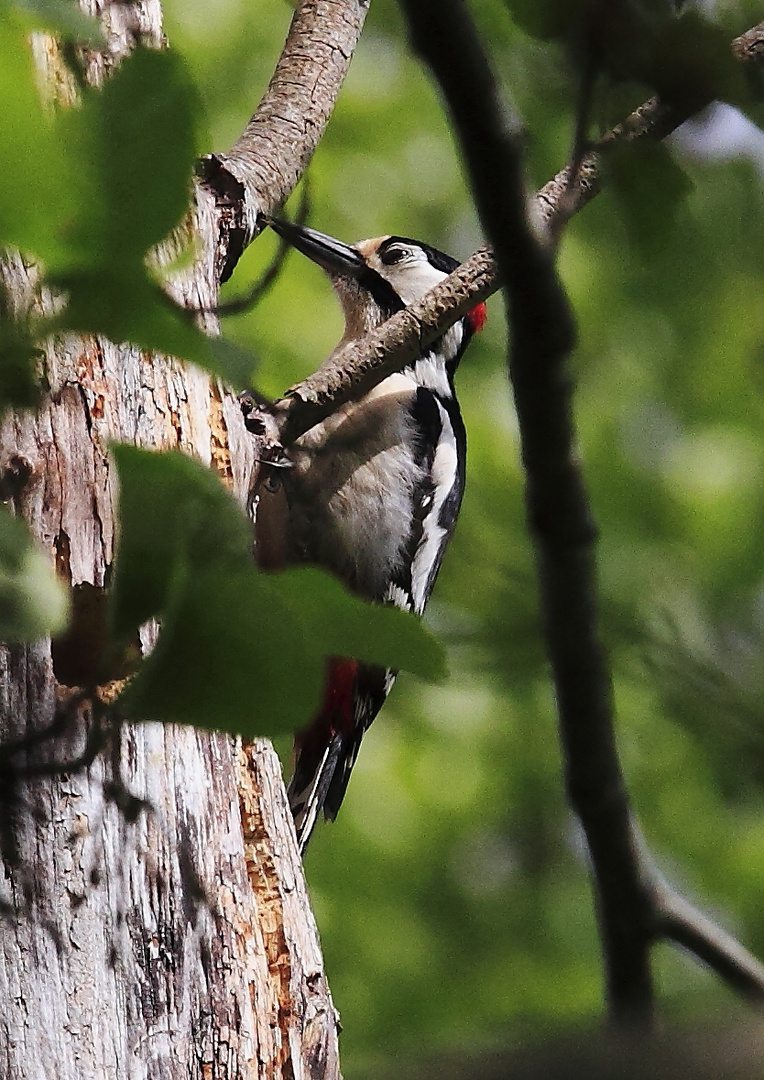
xmin=266 ymin=217 xmax=487 ymax=345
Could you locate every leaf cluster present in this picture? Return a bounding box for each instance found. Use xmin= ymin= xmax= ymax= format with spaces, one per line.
xmin=108 ymin=447 xmax=445 ymax=736
xmin=0 ymin=0 xmax=252 ymax=406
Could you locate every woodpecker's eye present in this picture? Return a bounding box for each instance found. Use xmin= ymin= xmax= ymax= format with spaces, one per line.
xmin=263 ymin=472 xmax=281 ymax=494
xmin=380 ymin=245 xmax=410 ymax=266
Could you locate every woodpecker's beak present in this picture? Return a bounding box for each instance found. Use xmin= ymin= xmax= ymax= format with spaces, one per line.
xmin=266 ymin=217 xmax=365 ymax=280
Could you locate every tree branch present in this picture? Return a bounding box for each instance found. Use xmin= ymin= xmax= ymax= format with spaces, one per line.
xmin=397 ymin=0 xmax=656 ymax=1029
xmin=265 ymin=18 xmax=764 ymax=447
xmin=271 ymin=245 xmax=498 ymax=445
xmin=395 ymin=0 xmax=764 ymax=1027
xmin=655 ymin=880 xmax=764 ymax=1003
xmin=537 ymin=22 xmax=764 ymax=231
xmin=199 ymin=0 xmax=371 ymax=282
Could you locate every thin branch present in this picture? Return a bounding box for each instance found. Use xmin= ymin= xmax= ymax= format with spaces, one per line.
xmin=200 ymin=0 xmax=371 ymax=282
xmin=265 ymin=18 xmax=764 ymax=445
xmin=538 ymin=21 xmax=764 ymax=232
xmin=655 ymin=881 xmax=764 ymax=1003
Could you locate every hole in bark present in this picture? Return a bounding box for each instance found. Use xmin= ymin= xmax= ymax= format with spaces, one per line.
xmin=52 ymin=582 xmax=108 ymax=686
xmin=198 ymin=153 xmax=248 ymax=283
xmin=0 ymin=455 xmax=33 ymax=505
xmin=51 ymin=561 xmax=142 ymax=687
xmin=52 ymin=583 xmax=140 ymax=687
xmin=54 ymin=530 xmax=71 ymax=580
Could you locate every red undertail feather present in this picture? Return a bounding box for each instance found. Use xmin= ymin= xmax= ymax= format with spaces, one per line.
xmin=288 ymin=657 xmax=360 ymax=853
xmin=322 ymin=657 xmax=358 ymax=731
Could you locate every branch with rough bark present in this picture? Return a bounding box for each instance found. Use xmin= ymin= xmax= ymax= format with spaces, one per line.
xmin=394 ymin=0 xmax=764 ymax=1026
xmin=198 ymin=0 xmax=371 ymax=283
xmin=258 ymin=18 xmax=764 ymax=449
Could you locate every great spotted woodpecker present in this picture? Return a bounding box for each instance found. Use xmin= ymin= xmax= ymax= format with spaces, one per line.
xmin=253 ymin=219 xmax=486 ymax=852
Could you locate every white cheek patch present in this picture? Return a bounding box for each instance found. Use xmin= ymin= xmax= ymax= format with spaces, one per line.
xmin=387 ymin=260 xmax=447 ymax=306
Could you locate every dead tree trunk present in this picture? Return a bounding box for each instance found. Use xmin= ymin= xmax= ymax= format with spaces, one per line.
xmin=0 ymin=3 xmax=346 ymax=1077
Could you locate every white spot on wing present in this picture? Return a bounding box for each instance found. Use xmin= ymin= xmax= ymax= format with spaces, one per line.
xmin=410 ymin=403 xmax=460 ymax=614
xmin=291 ymin=742 xmax=333 ymax=853
xmin=385 ymin=582 xmax=412 ymax=612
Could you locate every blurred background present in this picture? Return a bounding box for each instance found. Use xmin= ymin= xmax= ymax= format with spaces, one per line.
xmin=164 ymin=0 xmax=764 ymax=1072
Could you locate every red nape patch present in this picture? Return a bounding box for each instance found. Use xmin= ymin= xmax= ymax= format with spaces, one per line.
xmin=322 ymin=657 xmax=359 ymax=731
xmin=467 ymin=302 xmax=487 ymax=334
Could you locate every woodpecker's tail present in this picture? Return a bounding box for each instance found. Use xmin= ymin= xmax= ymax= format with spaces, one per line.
xmin=287 ymin=658 xmax=392 ymax=853
xmin=288 ymin=730 xmax=345 ymax=853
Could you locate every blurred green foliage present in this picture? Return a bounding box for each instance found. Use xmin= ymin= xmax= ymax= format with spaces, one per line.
xmin=3 ymin=0 xmax=764 ymax=1069
xmin=162 ymin=0 xmax=764 ymax=1071
xmin=0 ymin=2 xmax=251 ymax=388
xmin=0 ymin=505 xmax=68 ymax=641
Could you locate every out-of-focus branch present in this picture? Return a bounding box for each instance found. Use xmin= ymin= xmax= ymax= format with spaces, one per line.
xmin=655 ymin=881 xmax=764 ymax=1003
xmin=264 ymin=17 xmax=764 ymax=446
xmin=395 ymin=0 xmax=764 ymax=1027
xmin=397 ymin=0 xmax=656 ymax=1029
xmin=538 ymin=21 xmax=764 ymax=231
xmin=199 ymin=0 xmax=371 ymax=282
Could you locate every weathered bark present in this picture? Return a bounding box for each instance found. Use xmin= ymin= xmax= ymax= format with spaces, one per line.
xmin=208 ymin=0 xmax=372 ymax=279
xmin=0 ymin=6 xmax=340 ymax=1080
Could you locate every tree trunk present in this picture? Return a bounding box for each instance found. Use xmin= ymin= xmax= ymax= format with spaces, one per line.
xmin=0 ymin=8 xmax=339 ymax=1080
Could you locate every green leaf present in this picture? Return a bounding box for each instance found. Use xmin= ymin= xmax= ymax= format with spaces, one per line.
xmin=111 ymin=448 xmax=445 ymax=737
xmin=0 ymin=274 xmax=43 ymax=408
xmin=646 ymin=13 xmax=748 ymax=109
xmin=208 ymin=337 xmax=257 ymax=388
xmin=607 ymin=141 xmax=693 ymax=256
xmin=55 ymin=269 xmax=253 ymax=386
xmin=118 ymin=565 xmax=323 ymax=736
xmin=9 ymin=0 xmax=104 ymax=44
xmin=500 ymin=0 xmax=582 ymax=42
xmin=0 ymin=11 xmax=74 ymax=259
xmin=57 ymin=267 xmax=215 ymax=364
xmin=118 ymin=563 xmax=446 ymax=737
xmin=59 ymin=46 xmax=200 ymax=270
xmin=275 ymin=567 xmax=448 ymax=683
xmin=109 ymin=445 xmax=252 ymax=639
xmin=0 ymin=506 xmax=68 ymax=641
xmin=0 ymin=336 xmax=41 ymax=410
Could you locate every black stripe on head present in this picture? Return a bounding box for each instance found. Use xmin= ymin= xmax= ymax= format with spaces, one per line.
xmin=356 ymin=265 xmax=406 ymax=320
xmin=380 ymin=236 xmax=460 ymax=275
